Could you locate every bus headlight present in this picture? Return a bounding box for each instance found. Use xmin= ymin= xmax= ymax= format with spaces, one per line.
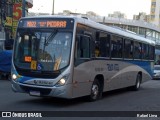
xmin=55 ymin=74 xmax=70 ymax=87
xmin=12 ymin=74 xmax=17 ymax=80
xmin=58 ymin=78 xmax=66 ymax=86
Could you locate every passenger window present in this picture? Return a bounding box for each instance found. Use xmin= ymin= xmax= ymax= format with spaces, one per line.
xmin=99 ymin=33 xmax=110 ymax=57
xmin=77 ymin=35 xmax=90 ymax=58
xmin=124 ymin=39 xmax=133 ymax=59
xmin=149 ymin=45 xmax=154 ymax=60
xmin=111 ymin=35 xmax=123 ymax=58
xmin=134 ymin=41 xmax=142 ymax=59
xmin=142 ymin=44 xmax=149 ymax=60
xmin=95 ymin=44 xmax=100 ymax=57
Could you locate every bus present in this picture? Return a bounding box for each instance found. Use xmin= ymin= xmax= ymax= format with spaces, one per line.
xmin=11 ymin=16 xmax=155 ymax=101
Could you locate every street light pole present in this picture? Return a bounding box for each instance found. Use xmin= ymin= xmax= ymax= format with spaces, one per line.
xmin=22 ymin=0 xmax=25 ymax=17
xmin=1 ymin=0 xmax=6 ymax=32
xmin=52 ymin=0 xmax=54 ymax=15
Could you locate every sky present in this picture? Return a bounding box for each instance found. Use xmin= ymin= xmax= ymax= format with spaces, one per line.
xmin=29 ymin=0 xmax=151 ymax=19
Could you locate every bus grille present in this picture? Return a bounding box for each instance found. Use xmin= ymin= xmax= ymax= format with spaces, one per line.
xmin=20 ymin=85 xmax=52 ymax=96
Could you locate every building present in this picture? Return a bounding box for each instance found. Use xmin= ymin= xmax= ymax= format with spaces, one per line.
xmin=0 ymin=0 xmax=33 ymax=42
xmin=150 ymin=0 xmax=160 ymax=26
xmin=28 ymin=12 xmax=50 ymax=16
xmin=108 ymin=11 xmax=127 ymax=19
xmin=133 ymin=12 xmax=150 ymax=22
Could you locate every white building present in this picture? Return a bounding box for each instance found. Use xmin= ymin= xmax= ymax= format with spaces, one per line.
xmin=133 ymin=12 xmax=150 ymax=22
xmin=150 ymin=0 xmax=160 ymax=26
xmin=108 ymin=11 xmax=127 ymax=19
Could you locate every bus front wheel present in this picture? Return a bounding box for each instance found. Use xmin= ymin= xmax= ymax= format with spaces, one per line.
xmin=89 ymin=79 xmax=102 ymax=101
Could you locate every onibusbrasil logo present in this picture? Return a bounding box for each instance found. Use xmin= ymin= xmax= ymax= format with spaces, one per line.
xmin=1 ymin=112 xmax=42 ymax=118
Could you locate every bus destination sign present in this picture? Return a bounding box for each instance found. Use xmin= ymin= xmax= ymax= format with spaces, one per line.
xmin=20 ymin=18 xmax=74 ymax=29
xmin=26 ymin=20 xmax=67 ymax=28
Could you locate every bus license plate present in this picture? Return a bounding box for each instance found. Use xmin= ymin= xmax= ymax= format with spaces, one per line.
xmin=29 ymin=91 xmax=40 ymax=96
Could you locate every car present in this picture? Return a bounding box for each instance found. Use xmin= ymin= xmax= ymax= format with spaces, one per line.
xmin=0 ymin=50 xmax=12 ymax=80
xmin=153 ymin=65 xmax=160 ymax=79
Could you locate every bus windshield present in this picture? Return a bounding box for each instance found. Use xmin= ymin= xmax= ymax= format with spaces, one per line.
xmin=14 ymin=29 xmax=72 ymax=72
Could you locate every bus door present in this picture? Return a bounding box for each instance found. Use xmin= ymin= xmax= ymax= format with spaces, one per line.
xmin=73 ymin=35 xmax=92 ymax=97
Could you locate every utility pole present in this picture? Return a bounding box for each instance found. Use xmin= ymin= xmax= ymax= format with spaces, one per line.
xmin=1 ymin=0 xmax=6 ymax=32
xmin=52 ymin=0 xmax=54 ymax=15
xmin=0 ymin=0 xmax=6 ymax=50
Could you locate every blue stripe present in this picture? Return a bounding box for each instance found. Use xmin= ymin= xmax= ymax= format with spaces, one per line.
xmin=126 ymin=60 xmax=153 ymax=76
xmin=18 ymin=76 xmax=33 ymax=83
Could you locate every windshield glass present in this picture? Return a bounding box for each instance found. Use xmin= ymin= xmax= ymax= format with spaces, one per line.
xmin=14 ymin=29 xmax=72 ymax=72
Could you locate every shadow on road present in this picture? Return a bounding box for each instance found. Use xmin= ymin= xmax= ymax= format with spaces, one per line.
xmin=14 ymin=96 xmax=89 ymax=108
xmin=13 ymin=87 xmax=139 ymax=108
xmin=1 ymin=79 xmax=154 ymax=110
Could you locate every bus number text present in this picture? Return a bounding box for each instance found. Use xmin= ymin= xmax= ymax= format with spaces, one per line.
xmin=107 ymin=64 xmax=119 ymax=71
xmin=27 ymin=21 xmax=36 ymax=27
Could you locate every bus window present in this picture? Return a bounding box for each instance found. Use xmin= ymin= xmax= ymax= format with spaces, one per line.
xmin=18 ymin=35 xmax=36 ymax=60
xmin=134 ymin=41 xmax=142 ymax=59
xmin=95 ymin=44 xmax=100 ymax=57
xmin=142 ymin=43 xmax=149 ymax=60
xmin=111 ymin=35 xmax=123 ymax=58
xmin=99 ymin=32 xmax=110 ymax=57
xmin=77 ymin=35 xmax=90 ymax=58
xmin=149 ymin=45 xmax=155 ymax=60
xmin=124 ymin=39 xmax=133 ymax=59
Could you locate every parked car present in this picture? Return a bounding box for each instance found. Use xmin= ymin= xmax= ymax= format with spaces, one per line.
xmin=153 ymin=65 xmax=160 ymax=79
xmin=0 ymin=50 xmax=12 ymax=80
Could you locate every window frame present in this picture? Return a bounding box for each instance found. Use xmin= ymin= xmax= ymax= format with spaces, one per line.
xmin=110 ymin=34 xmax=123 ymax=59
xmin=75 ymin=34 xmax=91 ymax=59
xmin=124 ymin=38 xmax=134 ymax=59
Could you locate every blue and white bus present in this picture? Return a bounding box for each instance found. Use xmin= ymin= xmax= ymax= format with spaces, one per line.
xmin=11 ymin=16 xmax=155 ymax=101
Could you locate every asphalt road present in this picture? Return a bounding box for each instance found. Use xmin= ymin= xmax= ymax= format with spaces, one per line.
xmin=1 ymin=79 xmax=160 ymax=120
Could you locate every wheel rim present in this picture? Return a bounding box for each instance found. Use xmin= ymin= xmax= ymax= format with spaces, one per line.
xmin=136 ymin=76 xmax=140 ymax=89
xmin=91 ymin=84 xmax=99 ymax=100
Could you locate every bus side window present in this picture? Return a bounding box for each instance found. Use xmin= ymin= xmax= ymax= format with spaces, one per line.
xmin=95 ymin=32 xmax=110 ymax=58
xmin=142 ymin=43 xmax=149 ymax=60
xmin=124 ymin=39 xmax=133 ymax=59
xmin=149 ymin=45 xmax=154 ymax=60
xmin=111 ymin=35 xmax=123 ymax=58
xmin=99 ymin=33 xmax=110 ymax=57
xmin=134 ymin=41 xmax=142 ymax=59
xmin=95 ymin=32 xmax=100 ymax=57
xmin=95 ymin=43 xmax=100 ymax=57
xmin=76 ymin=35 xmax=90 ymax=58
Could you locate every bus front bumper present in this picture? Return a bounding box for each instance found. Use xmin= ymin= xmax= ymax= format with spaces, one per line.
xmin=11 ymin=80 xmax=73 ymax=99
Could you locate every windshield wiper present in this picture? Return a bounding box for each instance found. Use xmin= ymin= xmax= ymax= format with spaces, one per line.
xmin=45 ymin=29 xmax=58 ymax=46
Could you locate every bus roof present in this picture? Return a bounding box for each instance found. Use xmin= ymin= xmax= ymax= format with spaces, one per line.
xmin=21 ymin=15 xmax=155 ymax=46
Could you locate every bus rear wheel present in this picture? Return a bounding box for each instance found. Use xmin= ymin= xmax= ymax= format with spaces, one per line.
xmin=132 ymin=74 xmax=141 ymax=91
xmin=89 ymin=79 xmax=102 ymax=101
